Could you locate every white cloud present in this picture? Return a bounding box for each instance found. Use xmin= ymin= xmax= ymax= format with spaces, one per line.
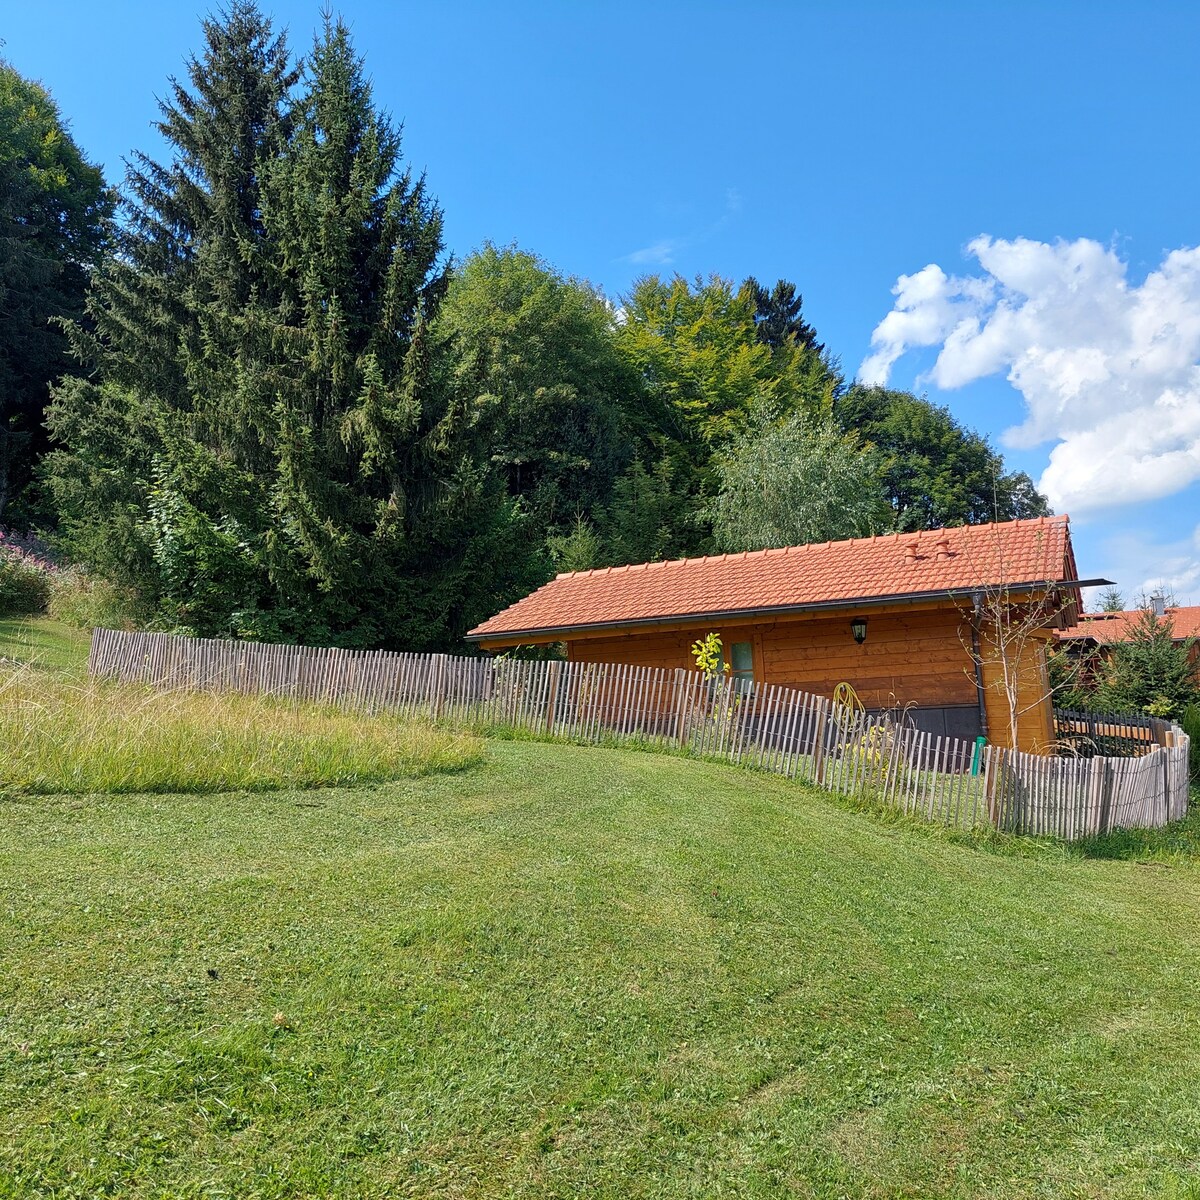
xmin=621 ymin=191 xmax=742 ymax=272
xmin=623 ymin=239 xmax=679 ymax=267
xmin=860 ymin=236 xmax=1200 ymax=515
xmin=1142 ymin=522 xmax=1200 ymax=604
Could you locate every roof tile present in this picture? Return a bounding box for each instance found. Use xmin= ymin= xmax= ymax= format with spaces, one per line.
xmin=1056 ymin=605 xmax=1200 ymax=645
xmin=468 ymin=516 xmax=1076 ymax=641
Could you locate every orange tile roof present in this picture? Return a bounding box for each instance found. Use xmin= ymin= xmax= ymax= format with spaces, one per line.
xmin=1057 ymin=605 xmax=1200 ymax=645
xmin=467 ymin=516 xmax=1078 ymax=643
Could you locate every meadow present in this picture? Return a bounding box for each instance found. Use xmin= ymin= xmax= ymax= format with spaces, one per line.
xmin=2 ymin=620 xmax=1200 ymax=1198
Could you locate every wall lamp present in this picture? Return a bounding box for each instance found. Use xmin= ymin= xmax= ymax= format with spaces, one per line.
xmin=851 ymin=617 xmax=868 ymax=645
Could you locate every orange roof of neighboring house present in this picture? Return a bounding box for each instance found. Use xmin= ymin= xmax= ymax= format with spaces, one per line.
xmin=1057 ymin=605 xmax=1200 ymax=645
xmin=467 ymin=516 xmax=1079 ymax=643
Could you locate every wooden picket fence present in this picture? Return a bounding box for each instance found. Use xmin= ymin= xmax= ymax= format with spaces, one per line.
xmin=87 ymin=628 xmax=1192 ymax=840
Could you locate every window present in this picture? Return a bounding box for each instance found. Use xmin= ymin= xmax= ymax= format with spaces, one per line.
xmin=729 ymin=641 xmax=754 ymax=692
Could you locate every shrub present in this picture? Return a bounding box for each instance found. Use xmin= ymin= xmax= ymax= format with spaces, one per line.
xmin=46 ymin=565 xmax=149 ymax=630
xmin=0 ymin=530 xmax=55 ymax=617
xmin=1181 ymin=703 xmax=1200 ymax=782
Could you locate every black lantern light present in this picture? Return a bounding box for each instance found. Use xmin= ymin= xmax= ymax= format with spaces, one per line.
xmin=851 ymin=617 xmax=867 ymax=645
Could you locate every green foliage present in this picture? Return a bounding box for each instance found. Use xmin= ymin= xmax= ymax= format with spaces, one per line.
xmin=437 ymin=244 xmax=635 ymax=542
xmin=710 ymin=411 xmax=887 ymax=552
xmin=1181 ymin=703 xmax=1200 ymax=780
xmin=0 ymin=551 xmax=50 ymax=618
xmin=598 ymin=274 xmax=841 ymax=562
xmin=617 ymin=273 xmax=837 ymax=448
xmin=47 ymin=7 xmax=518 ymax=649
xmin=44 ymin=4 xmax=298 ymax=626
xmin=835 ymin=385 xmax=1051 ymax=531
xmin=1046 ymin=642 xmax=1099 ymax=711
xmin=1099 ymin=586 xmax=1125 ymax=613
xmin=1098 ymin=608 xmax=1200 ymax=716
xmin=0 ymin=60 xmax=111 ymax=519
xmin=745 ymin=276 xmax=824 ymax=354
xmin=45 ymin=566 xmax=146 ymax=630
xmin=546 ymin=515 xmax=603 ymax=575
xmin=597 ymin=457 xmax=693 ymax=566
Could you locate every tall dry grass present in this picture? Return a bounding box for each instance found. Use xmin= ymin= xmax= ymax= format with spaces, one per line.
xmin=0 ymin=668 xmax=482 ymax=795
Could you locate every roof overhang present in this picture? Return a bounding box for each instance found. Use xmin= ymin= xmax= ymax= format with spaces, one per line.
xmin=466 ymin=577 xmax=1112 ymax=647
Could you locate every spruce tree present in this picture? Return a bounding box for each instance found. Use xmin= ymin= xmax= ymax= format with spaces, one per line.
xmin=252 ymin=15 xmax=518 ymax=647
xmin=1098 ymin=609 xmax=1200 ymax=716
xmin=47 ymin=2 xmax=297 ymax=610
xmin=49 ymin=7 xmax=514 ymax=647
xmin=745 ymin=277 xmax=823 ymax=355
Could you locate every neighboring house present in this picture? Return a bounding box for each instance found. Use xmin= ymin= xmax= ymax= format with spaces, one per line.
xmin=467 ymin=516 xmax=1092 ymax=752
xmin=1055 ymin=599 xmax=1200 ymax=679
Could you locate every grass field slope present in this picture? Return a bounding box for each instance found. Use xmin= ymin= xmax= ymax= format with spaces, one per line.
xmin=2 ymin=620 xmax=1200 ymax=1198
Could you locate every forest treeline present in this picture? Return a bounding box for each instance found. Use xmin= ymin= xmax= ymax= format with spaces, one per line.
xmin=2 ymin=4 xmax=1048 ymax=649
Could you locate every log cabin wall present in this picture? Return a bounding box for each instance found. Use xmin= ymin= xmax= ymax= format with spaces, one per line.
xmin=979 ymin=631 xmax=1056 ymax=753
xmin=562 ymin=603 xmax=1059 ymax=751
xmin=561 ymin=603 xmax=1021 ymax=741
xmin=565 ymin=605 xmax=972 ymax=702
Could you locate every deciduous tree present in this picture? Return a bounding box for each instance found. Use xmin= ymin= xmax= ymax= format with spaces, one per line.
xmin=0 ymin=60 xmax=111 ymax=520
xmin=835 ymin=386 xmax=1050 ymax=531
xmin=436 ymin=244 xmax=636 ymax=556
xmin=710 ymin=411 xmax=887 ymax=552
xmin=617 ymin=274 xmax=836 ymax=448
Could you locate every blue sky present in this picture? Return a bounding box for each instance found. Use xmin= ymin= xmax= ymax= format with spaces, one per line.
xmin=6 ymin=1 xmax=1200 ymax=605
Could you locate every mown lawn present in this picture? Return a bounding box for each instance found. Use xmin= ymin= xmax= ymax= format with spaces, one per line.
xmin=0 ymin=617 xmax=90 ymax=679
xmin=2 ymin=620 xmax=1200 ymax=1198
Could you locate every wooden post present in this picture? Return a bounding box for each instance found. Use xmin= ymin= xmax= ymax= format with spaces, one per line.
xmin=811 ymin=700 xmax=830 ymax=784
xmin=544 ymin=660 xmax=562 ymax=736
xmin=1087 ymin=755 xmax=1103 ymax=837
xmin=1098 ymin=759 xmax=1114 ymax=835
xmin=984 ymin=745 xmax=999 ymax=828
xmin=1160 ymin=745 xmax=1171 ymax=827
xmin=672 ymin=668 xmax=690 ymax=747
xmin=431 ymin=654 xmax=447 ymax=722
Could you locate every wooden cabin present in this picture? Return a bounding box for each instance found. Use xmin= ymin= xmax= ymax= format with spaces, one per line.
xmin=466 ymin=516 xmax=1088 ymax=752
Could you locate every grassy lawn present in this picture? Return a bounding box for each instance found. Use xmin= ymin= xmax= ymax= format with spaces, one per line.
xmin=0 ymin=617 xmax=90 ymax=679
xmin=3 ymin=621 xmax=1200 ymax=1197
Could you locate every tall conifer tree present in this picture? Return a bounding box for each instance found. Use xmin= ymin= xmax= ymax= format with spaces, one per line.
xmin=49 ymin=6 xmax=514 ymax=647
xmin=251 ymin=15 xmax=516 ymax=647
xmin=48 ymin=2 xmax=297 ymax=609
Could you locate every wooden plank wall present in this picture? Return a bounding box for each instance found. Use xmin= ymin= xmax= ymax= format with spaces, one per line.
xmin=87 ymin=628 xmax=1192 ymax=840
xmin=979 ymin=633 xmax=1056 ymax=754
xmin=567 ymin=608 xmax=980 ymax=711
